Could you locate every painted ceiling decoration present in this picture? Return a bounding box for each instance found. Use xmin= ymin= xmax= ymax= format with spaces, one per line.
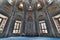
xmin=1 ymin=0 xmax=60 ymax=6
xmin=4 ymin=5 xmax=10 ymax=13
xmin=6 ymin=0 xmax=54 ymax=11
xmin=1 ymin=0 xmax=59 ymax=12
xmin=49 ymin=5 xmax=58 ymax=13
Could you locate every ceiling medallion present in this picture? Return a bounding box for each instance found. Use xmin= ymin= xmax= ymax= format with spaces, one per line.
xmin=46 ymin=0 xmax=53 ymax=5
xmin=18 ymin=2 xmax=24 ymax=10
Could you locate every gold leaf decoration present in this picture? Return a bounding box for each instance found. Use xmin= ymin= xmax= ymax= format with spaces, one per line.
xmin=4 ymin=6 xmax=10 ymax=13
xmin=50 ymin=5 xmax=58 ymax=13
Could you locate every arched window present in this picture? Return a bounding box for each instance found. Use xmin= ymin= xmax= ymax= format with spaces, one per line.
xmin=0 ymin=14 xmax=8 ymax=33
xmin=13 ymin=20 xmax=22 ymax=34
xmin=52 ymin=14 xmax=60 ymax=33
xmin=39 ymin=20 xmax=48 ymax=34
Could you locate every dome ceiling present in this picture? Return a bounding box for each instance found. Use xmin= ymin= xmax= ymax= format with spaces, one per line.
xmin=0 ymin=0 xmax=60 ymax=11
xmin=0 ymin=0 xmax=60 ymax=6
xmin=7 ymin=0 xmax=54 ymax=4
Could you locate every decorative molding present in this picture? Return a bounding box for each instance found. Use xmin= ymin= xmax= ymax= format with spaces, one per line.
xmin=4 ymin=5 xmax=10 ymax=13
xmin=49 ymin=5 xmax=58 ymax=13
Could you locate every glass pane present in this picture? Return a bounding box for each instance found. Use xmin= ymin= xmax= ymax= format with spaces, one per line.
xmin=41 ymin=23 xmax=45 ymax=29
xmin=40 ymin=21 xmax=47 ymax=29
xmin=43 ymin=23 xmax=47 ymax=29
xmin=16 ymin=23 xmax=19 ymax=30
xmin=14 ymin=23 xmax=17 ymax=29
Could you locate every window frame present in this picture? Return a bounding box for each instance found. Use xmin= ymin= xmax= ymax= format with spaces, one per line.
xmin=13 ymin=20 xmax=22 ymax=35
xmin=39 ymin=20 xmax=48 ymax=34
xmin=52 ymin=14 xmax=60 ymax=33
xmin=0 ymin=14 xmax=8 ymax=33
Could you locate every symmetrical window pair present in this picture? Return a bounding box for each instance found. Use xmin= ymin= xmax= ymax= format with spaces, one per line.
xmin=52 ymin=14 xmax=60 ymax=33
xmin=13 ymin=21 xmax=22 ymax=34
xmin=13 ymin=20 xmax=48 ymax=34
xmin=39 ymin=21 xmax=48 ymax=34
xmin=0 ymin=14 xmax=8 ymax=33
